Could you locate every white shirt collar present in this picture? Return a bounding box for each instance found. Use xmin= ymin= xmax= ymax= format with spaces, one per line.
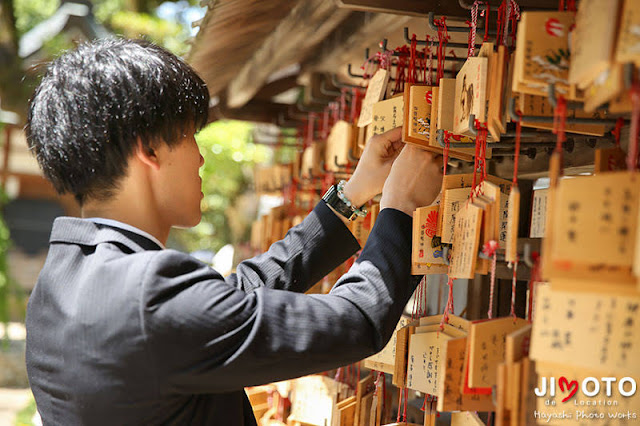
xmin=84 ymin=217 xmax=166 ymax=249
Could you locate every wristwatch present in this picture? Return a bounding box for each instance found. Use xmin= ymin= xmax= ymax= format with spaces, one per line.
xmin=322 ymin=180 xmax=368 ymax=221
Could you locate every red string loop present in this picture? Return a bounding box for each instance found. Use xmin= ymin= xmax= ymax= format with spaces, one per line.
xmin=628 ymin=83 xmax=640 ymax=171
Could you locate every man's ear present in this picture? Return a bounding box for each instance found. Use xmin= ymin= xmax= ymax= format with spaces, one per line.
xmin=135 ymin=139 xmax=161 ymax=171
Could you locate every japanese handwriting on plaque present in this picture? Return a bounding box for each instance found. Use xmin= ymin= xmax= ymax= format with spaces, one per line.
xmin=364 ymin=316 xmax=410 ymax=374
xmin=530 ymin=284 xmax=640 ymax=375
xmin=529 ymin=188 xmax=548 ymax=238
xmin=437 ymin=337 xmax=494 ymax=412
xmin=615 ymin=0 xmax=640 ymax=67
xmin=467 ymin=318 xmax=530 ymax=389
xmin=550 ymin=172 xmax=639 ymax=268
xmin=371 ymin=96 xmax=404 ymax=135
xmin=449 ymin=202 xmax=484 ymax=279
xmin=358 ymin=69 xmax=390 ymax=127
xmin=406 ymin=331 xmax=451 ymax=395
xmin=454 ymin=57 xmax=489 ymax=136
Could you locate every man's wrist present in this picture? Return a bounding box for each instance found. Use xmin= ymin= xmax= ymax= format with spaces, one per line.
xmin=342 ymin=179 xmax=370 ymax=208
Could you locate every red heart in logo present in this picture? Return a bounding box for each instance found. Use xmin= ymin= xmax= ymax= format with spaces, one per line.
xmin=559 ymin=377 xmax=578 ymax=402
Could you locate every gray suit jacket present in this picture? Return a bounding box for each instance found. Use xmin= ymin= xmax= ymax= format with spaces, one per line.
xmin=26 ymin=202 xmax=418 ymax=425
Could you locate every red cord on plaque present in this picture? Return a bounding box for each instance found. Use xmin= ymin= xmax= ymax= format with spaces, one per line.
xmin=482 ymin=240 xmax=499 ymax=319
xmin=392 ymin=46 xmax=409 ymax=95
xmin=426 ymin=36 xmax=434 ymax=86
xmin=508 ymin=1 xmax=521 ymax=49
xmin=439 ymin=275 xmax=455 ymax=330
xmin=466 ymin=1 xmax=482 ymax=58
xmin=552 ymin=94 xmax=567 ymax=159
xmin=558 ymin=0 xmax=576 ymax=12
xmin=408 ymin=35 xmax=418 ymax=85
xmin=434 ymin=16 xmax=449 ymax=82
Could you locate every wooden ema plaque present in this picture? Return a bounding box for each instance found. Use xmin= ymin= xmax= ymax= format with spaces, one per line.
xmin=358 ymin=69 xmax=390 ymax=127
xmin=449 ymin=201 xmax=484 ymax=280
xmin=488 ymin=46 xmax=509 ymax=141
xmin=569 ymin=0 xmax=622 ymax=89
xmin=326 ymin=120 xmax=354 ymax=172
xmin=435 ymin=78 xmax=483 ymax=160
xmin=403 ymin=84 xmax=474 ymax=161
xmin=517 ymin=93 xmax=606 ymax=136
xmin=338 ymin=395 xmax=357 ymax=426
xmin=505 ymin=186 xmax=520 ymax=263
xmin=466 ymin=317 xmax=530 ymax=389
xmin=512 ymin=12 xmax=575 ymax=98
xmin=406 ymin=330 xmax=452 ymax=395
xmin=354 ymin=374 xmax=374 ymax=426
xmin=437 ymin=337 xmax=494 ymax=412
xmin=438 ymin=173 xmax=511 ymax=238
xmin=529 ymin=188 xmax=549 ymax=238
xmin=529 ymin=360 xmax=640 ymax=425
xmin=371 ymin=96 xmax=404 ymax=135
xmin=530 ymin=284 xmax=640 ymax=376
xmin=451 ymin=412 xmax=485 ymax=426
xmin=615 ymin=0 xmax=640 ymax=66
xmin=364 ymin=316 xmax=411 ymax=375
xmin=412 ymin=205 xmax=446 ymax=273
xmin=594 ymin=147 xmax=627 ymax=173
xmin=584 ymin=63 xmax=627 ymax=113
xmin=454 ymin=57 xmax=489 ymax=136
xmin=289 ymin=375 xmax=348 ymax=426
xmin=548 ymin=171 xmax=639 ymax=282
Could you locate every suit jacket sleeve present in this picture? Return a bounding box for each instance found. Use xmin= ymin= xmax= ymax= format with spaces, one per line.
xmin=141 ymin=208 xmax=420 ymax=394
xmin=225 ymin=201 xmax=361 ymax=293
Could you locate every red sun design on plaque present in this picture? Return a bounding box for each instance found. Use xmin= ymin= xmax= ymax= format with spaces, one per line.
xmin=425 ymin=210 xmax=438 ymax=238
xmin=545 ymin=18 xmax=564 ymax=37
xmin=425 ymin=91 xmax=433 ymax=104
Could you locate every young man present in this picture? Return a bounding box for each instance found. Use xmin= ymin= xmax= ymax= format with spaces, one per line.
xmin=25 ymin=38 xmax=442 ymax=425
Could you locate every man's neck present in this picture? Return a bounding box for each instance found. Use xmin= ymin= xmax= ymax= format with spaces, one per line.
xmin=81 ymin=199 xmax=170 ymax=246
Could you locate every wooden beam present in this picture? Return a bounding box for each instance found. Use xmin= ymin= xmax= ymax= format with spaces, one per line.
xmin=209 ymin=100 xmax=291 ymax=124
xmin=336 ymin=0 xmax=560 ymax=16
xmin=254 ymin=75 xmax=300 ymax=101
xmin=335 ymin=0 xmax=469 ymax=17
xmin=226 ymin=1 xmax=351 ymax=108
xmin=302 ymin=12 xmax=414 ymax=75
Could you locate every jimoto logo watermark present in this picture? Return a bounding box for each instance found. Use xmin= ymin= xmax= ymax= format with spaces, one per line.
xmin=535 ymin=377 xmax=637 ymax=402
xmin=532 ymin=377 xmax=638 ymax=422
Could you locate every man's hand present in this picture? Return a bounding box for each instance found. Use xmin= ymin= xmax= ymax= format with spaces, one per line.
xmin=342 ymin=127 xmax=404 ymax=207
xmin=380 ymin=145 xmax=443 ymax=216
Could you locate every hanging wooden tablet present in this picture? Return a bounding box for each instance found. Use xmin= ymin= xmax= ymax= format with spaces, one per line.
xmin=512 ymin=12 xmax=575 ymax=98
xmin=412 ymin=205 xmax=446 ymax=267
xmin=495 ymin=363 xmax=510 ymax=426
xmin=371 ymin=96 xmax=404 ymax=135
xmin=338 ymin=395 xmax=357 ymax=426
xmin=451 ymin=412 xmax=485 ymax=426
xmin=419 ymin=314 xmax=470 ymax=333
xmin=354 ymin=374 xmax=374 ymax=426
xmin=454 ymin=57 xmax=489 ymax=136
xmin=411 ymin=262 xmax=448 ymax=275
xmin=518 ymin=94 xmax=606 ymax=136
xmin=615 ymin=0 xmax=640 ymax=66
xmin=478 ymin=43 xmax=495 ymax=125
xmin=441 ymin=187 xmax=473 ymax=244
xmin=326 ymin=121 xmax=354 ymax=172
xmin=583 ymin=63 xmax=627 ymax=113
xmin=569 ymin=0 xmax=622 ymax=89
xmin=550 ymin=171 xmax=639 ymax=271
xmin=530 ymin=284 xmax=640 ymax=375
xmin=392 ymin=321 xmax=418 ymax=388
xmin=505 ymin=325 xmax=532 ymax=364
xmin=529 ymin=188 xmax=549 ymax=238
xmin=505 ymin=187 xmax=520 ymax=263
xmin=289 ymin=375 xmax=341 ymax=426
xmin=436 ymin=337 xmax=494 ymax=412
xmin=406 ymin=331 xmax=452 ymax=394
xmin=364 ymin=316 xmax=411 ymax=374
xmin=358 ymin=70 xmax=390 ymax=127
xmin=449 ymin=202 xmax=484 ymax=279
xmin=435 ymin=78 xmax=484 ymax=159
xmin=403 ymin=84 xmax=435 ymax=146
xmin=467 ymin=318 xmax=530 ymax=389
xmin=488 ymin=46 xmax=508 ymax=141
xmin=594 ymin=147 xmax=627 ymax=173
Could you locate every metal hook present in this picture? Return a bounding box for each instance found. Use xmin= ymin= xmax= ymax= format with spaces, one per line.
xmin=334 ymin=155 xmax=351 ymax=170
xmin=348 ymin=147 xmax=360 ymax=163
xmin=320 ymin=78 xmax=341 ymax=97
xmin=404 ymin=27 xmax=478 ymax=49
xmin=347 ymin=64 xmax=365 ymax=79
xmin=509 ymin=95 xmax=621 ymax=126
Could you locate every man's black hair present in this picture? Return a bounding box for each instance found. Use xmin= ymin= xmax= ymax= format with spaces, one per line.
xmin=25 ymin=38 xmax=210 ymax=205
